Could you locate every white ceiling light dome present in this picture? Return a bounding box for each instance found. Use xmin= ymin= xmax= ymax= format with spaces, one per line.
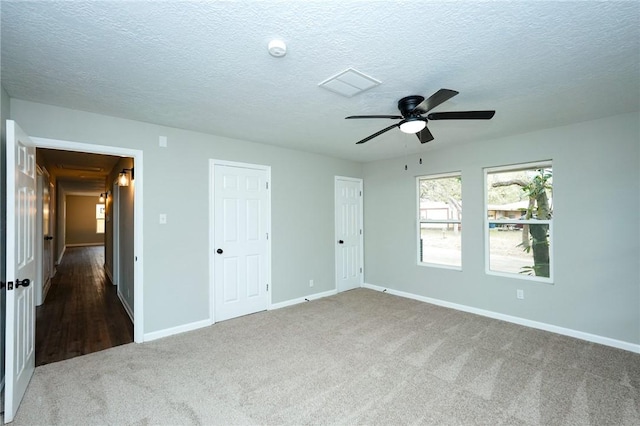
xmin=399 ymin=117 xmax=427 ymax=134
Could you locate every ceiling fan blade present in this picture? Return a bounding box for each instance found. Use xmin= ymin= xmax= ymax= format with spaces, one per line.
xmin=427 ymin=111 xmax=496 ymax=120
xmin=346 ymin=115 xmax=403 ymax=119
xmin=416 ymin=126 xmax=434 ymax=144
xmin=355 ymin=123 xmax=398 ymax=144
xmin=412 ymin=89 xmax=459 ymax=115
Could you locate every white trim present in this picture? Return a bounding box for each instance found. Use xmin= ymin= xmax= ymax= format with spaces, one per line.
xmin=484 ymin=161 xmax=554 ymax=284
xmin=270 ymin=289 xmax=338 ymax=310
xmin=361 ymin=283 xmax=640 ymax=354
xmin=117 ymin=290 xmax=134 ymax=323
xmin=31 ymin=137 xmax=144 ymax=343
xmin=65 ymin=242 xmax=104 ymax=248
xmin=56 ymin=245 xmax=66 ymax=265
xmin=417 ymin=170 xmax=462 ymax=180
xmin=104 ymin=265 xmax=114 ymax=284
xmin=143 ymin=319 xmax=211 ymax=342
xmin=485 ymin=160 xmax=552 ymax=174
xmin=209 ymin=159 xmax=272 ymax=322
xmin=42 ymin=276 xmax=51 ymax=303
xmin=334 ymin=176 xmax=364 ymax=293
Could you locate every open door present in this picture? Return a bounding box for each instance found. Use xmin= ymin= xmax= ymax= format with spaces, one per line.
xmin=4 ymin=120 xmax=37 ymax=423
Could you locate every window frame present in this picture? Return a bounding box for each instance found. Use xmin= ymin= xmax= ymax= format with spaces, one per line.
xmin=416 ymin=171 xmax=463 ymax=271
xmin=484 ymin=161 xmax=554 ymax=283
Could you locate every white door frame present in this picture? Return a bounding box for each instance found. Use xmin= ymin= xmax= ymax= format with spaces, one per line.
xmin=31 ymin=137 xmax=144 ymax=343
xmin=208 ymin=159 xmax=272 ymax=324
xmin=35 ymin=165 xmax=48 ymax=306
xmin=111 ymin=179 xmax=120 ymax=290
xmin=334 ymin=176 xmax=364 ymax=292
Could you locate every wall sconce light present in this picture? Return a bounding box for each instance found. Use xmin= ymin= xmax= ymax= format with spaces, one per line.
xmin=98 ymin=191 xmax=110 ymax=203
xmin=118 ymin=167 xmax=134 ymax=187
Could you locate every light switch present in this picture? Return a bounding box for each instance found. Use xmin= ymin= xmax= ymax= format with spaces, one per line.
xmin=159 ymin=136 xmax=167 ymax=147
xmin=159 ymin=214 xmax=167 ymax=224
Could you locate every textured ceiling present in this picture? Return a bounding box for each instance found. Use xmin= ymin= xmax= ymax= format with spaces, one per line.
xmin=2 ymin=1 xmax=639 ymax=163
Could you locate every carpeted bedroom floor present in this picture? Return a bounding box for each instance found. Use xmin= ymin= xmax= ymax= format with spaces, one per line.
xmin=6 ymin=288 xmax=639 ymax=425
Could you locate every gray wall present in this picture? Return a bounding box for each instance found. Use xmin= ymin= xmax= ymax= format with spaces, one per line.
xmin=1 ymin=85 xmax=10 ymax=385
xmin=104 ymin=157 xmax=135 ymax=314
xmin=363 ymin=112 xmax=639 ymax=345
xmin=65 ymin=195 xmax=105 ymax=246
xmin=9 ymin=99 xmax=363 ymax=334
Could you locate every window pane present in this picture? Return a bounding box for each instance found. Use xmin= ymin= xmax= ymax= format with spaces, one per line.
xmin=420 ymin=224 xmax=461 ymax=267
xmin=487 ymin=167 xmax=552 ymax=220
xmin=96 ymin=218 xmax=105 ymax=234
xmin=418 ymin=174 xmax=462 ymax=268
xmin=488 ymin=223 xmax=551 ymax=277
xmin=486 ymin=164 xmax=552 ymax=280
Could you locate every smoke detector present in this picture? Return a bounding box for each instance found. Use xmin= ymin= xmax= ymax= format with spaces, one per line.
xmin=268 ymin=39 xmax=287 ymax=57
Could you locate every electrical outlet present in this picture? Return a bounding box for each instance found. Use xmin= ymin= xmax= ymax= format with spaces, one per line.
xmin=309 ymin=279 xmax=314 ymax=287
xmin=517 ymin=289 xmax=524 ymax=300
xmin=159 ymin=135 xmax=167 ymax=147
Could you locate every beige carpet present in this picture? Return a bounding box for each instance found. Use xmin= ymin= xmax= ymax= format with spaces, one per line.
xmin=6 ymin=288 xmax=640 ymax=425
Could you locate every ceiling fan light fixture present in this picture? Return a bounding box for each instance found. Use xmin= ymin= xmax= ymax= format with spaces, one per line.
xmin=399 ymin=118 xmax=426 ymax=134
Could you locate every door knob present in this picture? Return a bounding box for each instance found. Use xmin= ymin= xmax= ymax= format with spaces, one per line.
xmin=216 ymin=248 xmax=223 ymax=254
xmin=338 ymin=240 xmax=344 ymax=244
xmin=16 ymin=278 xmax=30 ymax=288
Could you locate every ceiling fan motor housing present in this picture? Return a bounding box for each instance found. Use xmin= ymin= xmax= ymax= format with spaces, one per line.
xmin=398 ymin=95 xmax=425 ymax=117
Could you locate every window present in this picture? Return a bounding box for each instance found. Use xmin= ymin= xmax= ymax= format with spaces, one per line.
xmin=485 ymin=162 xmax=553 ymax=282
xmin=417 ymin=172 xmax=462 ymax=268
xmin=96 ymin=204 xmax=105 ymax=234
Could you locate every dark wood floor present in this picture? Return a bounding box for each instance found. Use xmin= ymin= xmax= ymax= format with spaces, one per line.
xmin=35 ymin=246 xmax=133 ymax=366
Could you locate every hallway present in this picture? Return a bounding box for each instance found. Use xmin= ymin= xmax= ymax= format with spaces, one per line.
xmin=35 ymin=246 xmax=133 ymax=366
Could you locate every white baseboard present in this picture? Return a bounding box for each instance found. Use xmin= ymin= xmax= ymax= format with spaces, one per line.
xmin=42 ymin=277 xmax=52 ymax=303
xmin=117 ymin=290 xmax=134 ymax=323
xmin=104 ymin=266 xmax=114 ymax=285
xmin=143 ymin=319 xmax=212 ymax=342
xmin=57 ymin=246 xmax=66 ymax=265
xmin=362 ymin=283 xmax=640 ymax=354
xmin=270 ymin=288 xmax=338 ymax=310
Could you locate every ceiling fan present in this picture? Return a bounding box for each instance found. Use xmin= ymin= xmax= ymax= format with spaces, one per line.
xmin=345 ymin=89 xmax=495 ymax=144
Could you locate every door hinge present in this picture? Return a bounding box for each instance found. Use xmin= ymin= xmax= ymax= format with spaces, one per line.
xmin=360 ymin=267 xmax=363 ymax=273
xmin=360 ymin=229 xmax=362 ymax=235
xmin=266 ymin=182 xmax=269 ymax=190
xmin=266 ymin=232 xmax=269 ymax=240
xmin=7 ymin=281 xmax=13 ymax=290
xmin=359 ymin=191 xmax=362 ymax=196
xmin=266 ymin=283 xmax=269 ymax=291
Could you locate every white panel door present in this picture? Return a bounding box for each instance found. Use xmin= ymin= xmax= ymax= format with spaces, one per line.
xmin=5 ymin=120 xmax=37 ymax=423
xmin=335 ymin=177 xmax=363 ymax=292
xmin=213 ymin=163 xmax=269 ymax=322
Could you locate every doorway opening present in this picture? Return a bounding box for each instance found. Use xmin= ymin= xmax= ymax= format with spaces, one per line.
xmin=33 ymin=147 xmax=138 ymax=365
xmin=31 ymin=137 xmax=144 ymax=345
